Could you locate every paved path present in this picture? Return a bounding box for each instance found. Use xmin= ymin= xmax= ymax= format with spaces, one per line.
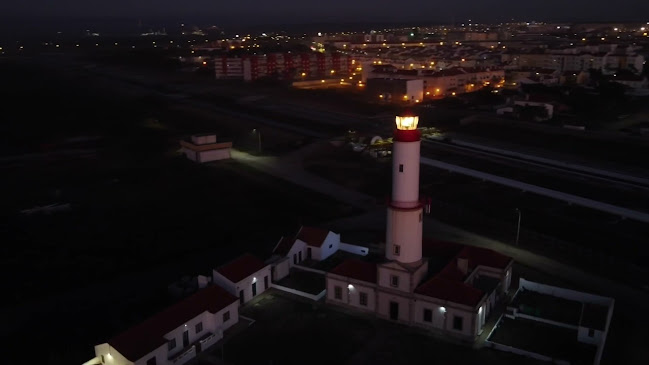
xmin=231 ymin=146 xmax=378 ymax=211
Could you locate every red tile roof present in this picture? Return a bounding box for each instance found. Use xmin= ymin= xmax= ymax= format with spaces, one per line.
xmin=415 ymin=277 xmax=485 ymax=307
xmin=273 ymin=236 xmax=296 ymax=255
xmin=109 ymin=285 xmax=237 ymax=361
xmin=330 ymin=259 xmax=377 ymax=283
xmin=216 ymin=253 xmax=267 ymax=283
xmin=296 ymin=226 xmax=330 ymax=248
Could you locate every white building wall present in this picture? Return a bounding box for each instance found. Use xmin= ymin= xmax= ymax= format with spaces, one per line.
xmin=271 ymin=257 xmax=290 ymax=281
xmin=327 ymin=277 xmax=350 ymax=304
xmin=413 ymin=301 xmax=447 ymax=330
xmin=182 ymin=148 xmax=198 ymax=162
xmin=164 ymin=311 xmax=213 ymax=358
xmin=327 ymin=276 xmax=377 ymax=312
xmin=94 ymin=344 xmax=134 ymax=365
xmin=133 ymin=345 xmax=167 ymax=365
xmin=406 ymin=79 xmax=424 ymax=101
xmin=385 ymin=207 xmax=423 ymax=263
xmin=377 ymin=266 xmax=411 ymax=293
xmin=197 ymin=149 xmax=231 ymax=162
xmin=391 ymin=140 xmax=421 ymax=204
xmin=578 ymin=327 xmax=604 ymax=345
xmin=444 ymin=306 xmax=477 ymax=338
xmin=376 ymin=291 xmax=411 ymax=322
xmin=286 ymin=240 xmax=307 ymax=267
xmin=233 ymin=265 xmax=272 ymax=304
xmin=311 ymin=232 xmax=340 ymax=261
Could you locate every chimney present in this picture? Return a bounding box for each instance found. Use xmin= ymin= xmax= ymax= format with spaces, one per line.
xmin=457 ymin=257 xmax=469 ymax=275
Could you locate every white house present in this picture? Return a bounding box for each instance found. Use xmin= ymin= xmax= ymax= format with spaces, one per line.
xmin=88 ymin=285 xmax=239 ymax=365
xmin=180 ymin=134 xmax=232 ymax=163
xmin=272 ymin=226 xmax=342 ymax=265
xmin=212 ymin=254 xmax=272 ymax=305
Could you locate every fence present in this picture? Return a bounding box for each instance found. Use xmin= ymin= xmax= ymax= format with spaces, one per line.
xmin=270 ymin=283 xmax=326 ymax=301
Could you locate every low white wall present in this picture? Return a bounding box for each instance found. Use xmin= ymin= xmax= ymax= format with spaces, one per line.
xmin=198 ymin=149 xmax=230 ymax=162
xmin=519 ymin=278 xmax=614 ymax=307
xmin=485 ymin=341 xmax=554 ymax=362
xmin=271 ymin=283 xmax=326 ymax=301
xmin=516 ymin=313 xmax=578 ymax=330
xmin=339 ymin=242 xmax=369 ymax=256
xmin=293 ymin=264 xmax=327 ymax=275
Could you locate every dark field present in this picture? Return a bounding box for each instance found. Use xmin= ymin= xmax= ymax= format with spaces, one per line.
xmin=222 ymin=290 xmax=545 ymax=365
xmin=0 ymin=59 xmax=355 ymax=365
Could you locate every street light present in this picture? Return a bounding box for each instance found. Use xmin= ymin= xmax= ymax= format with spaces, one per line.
xmin=514 ymin=208 xmax=521 ymax=246
xmin=252 ymin=129 xmax=261 ymax=154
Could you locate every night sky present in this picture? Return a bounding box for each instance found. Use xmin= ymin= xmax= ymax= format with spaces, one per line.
xmin=1 ymin=1 xmax=648 ymax=24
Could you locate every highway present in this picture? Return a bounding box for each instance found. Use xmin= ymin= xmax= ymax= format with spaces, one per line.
xmin=46 ymin=56 xmax=649 ymax=219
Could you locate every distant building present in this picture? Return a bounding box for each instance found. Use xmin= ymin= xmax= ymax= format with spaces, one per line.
xmin=326 ymin=113 xmax=513 ymax=342
xmin=88 ymin=285 xmax=239 ymax=365
xmin=367 ymin=78 xmax=424 ymax=103
xmin=180 ymin=134 xmax=232 ymax=163
xmin=215 ymin=52 xmax=353 ymax=81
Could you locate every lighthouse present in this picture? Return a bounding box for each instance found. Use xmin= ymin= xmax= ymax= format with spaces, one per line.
xmin=385 ymin=112 xmax=423 ymax=264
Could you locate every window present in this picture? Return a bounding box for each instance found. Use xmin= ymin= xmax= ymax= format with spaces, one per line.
xmin=588 ymin=328 xmax=595 ymax=337
xmin=293 ymin=254 xmax=297 ymax=264
xmin=423 ymin=309 xmax=432 ymax=323
xmin=298 ymin=251 xmax=302 ymax=262
xmin=195 ymin=322 xmax=203 ymax=333
xmin=329 ymin=244 xmax=333 ymax=249
xmin=146 ymin=357 xmax=157 ymax=365
xmin=223 ymin=311 xmax=230 ymax=322
xmin=453 ymin=316 xmax=464 ymax=331
xmin=334 ymin=286 xmax=342 ymax=300
xmin=390 ymin=275 xmax=399 ymax=287
xmin=359 ymin=292 xmax=368 ymax=306
xmin=419 ymin=213 xmax=422 ymax=222
xmin=399 ymin=164 xmax=403 ymax=172
xmin=168 ymin=338 xmax=176 ymax=351
xmin=393 ymin=245 xmax=400 ymax=256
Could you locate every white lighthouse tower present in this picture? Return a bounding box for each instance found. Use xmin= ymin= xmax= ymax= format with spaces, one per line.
xmin=385 ymin=112 xmax=423 ymax=264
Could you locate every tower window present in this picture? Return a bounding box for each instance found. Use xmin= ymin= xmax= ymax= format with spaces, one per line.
xmin=390 ymin=275 xmax=399 ymax=287
xmin=393 ymin=245 xmax=401 ymax=256
xmin=399 ymin=164 xmax=404 ymax=172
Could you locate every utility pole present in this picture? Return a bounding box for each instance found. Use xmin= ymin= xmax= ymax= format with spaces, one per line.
xmin=253 ymin=129 xmax=261 ymax=154
xmin=515 ymin=208 xmax=521 ymax=246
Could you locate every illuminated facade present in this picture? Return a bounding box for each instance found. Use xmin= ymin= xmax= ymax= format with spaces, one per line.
xmin=215 ymin=52 xmax=353 ymax=81
xmin=326 ymin=113 xmax=514 ymax=342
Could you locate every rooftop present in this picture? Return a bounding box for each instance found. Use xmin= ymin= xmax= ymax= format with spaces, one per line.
xmin=216 ymin=253 xmax=268 ymax=283
xmin=415 ymin=277 xmax=485 ymax=307
xmin=108 ymin=285 xmax=238 ymax=361
xmin=329 ymin=258 xmax=377 ymax=284
xmin=296 ymin=226 xmax=330 ymax=248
